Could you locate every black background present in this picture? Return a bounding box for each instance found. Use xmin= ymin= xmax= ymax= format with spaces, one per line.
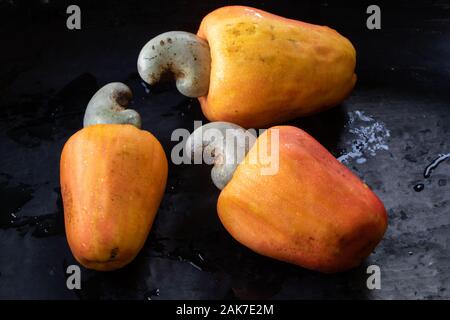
xmin=0 ymin=0 xmax=449 ymax=299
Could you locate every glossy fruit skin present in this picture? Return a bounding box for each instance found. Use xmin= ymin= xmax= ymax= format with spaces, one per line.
xmin=217 ymin=126 xmax=387 ymax=273
xmin=197 ymin=6 xmax=357 ymax=128
xmin=60 ymin=124 xmax=168 ymax=271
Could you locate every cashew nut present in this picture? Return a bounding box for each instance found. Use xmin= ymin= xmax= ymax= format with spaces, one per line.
xmin=83 ymin=82 xmax=141 ymax=128
xmin=137 ymin=31 xmax=211 ymax=98
xmin=185 ymin=122 xmax=257 ymax=189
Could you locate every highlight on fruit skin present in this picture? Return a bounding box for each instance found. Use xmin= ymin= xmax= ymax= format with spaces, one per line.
xmin=187 ymin=122 xmax=387 ymax=273
xmin=138 ymin=5 xmax=357 ymax=128
xmin=60 ymin=83 xmax=168 ymax=271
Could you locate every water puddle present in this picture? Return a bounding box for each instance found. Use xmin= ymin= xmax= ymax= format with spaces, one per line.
xmin=337 ymin=110 xmax=390 ymax=164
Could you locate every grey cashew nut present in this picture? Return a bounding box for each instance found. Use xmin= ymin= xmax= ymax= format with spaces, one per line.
xmin=137 ymin=31 xmax=211 ymax=98
xmin=83 ymin=82 xmax=141 ymax=128
xmin=185 ymin=122 xmax=257 ymax=190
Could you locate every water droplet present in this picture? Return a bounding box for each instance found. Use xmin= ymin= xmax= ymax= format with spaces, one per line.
xmin=424 ymin=153 xmax=450 ymax=178
xmin=413 ymin=183 xmax=424 ymax=192
xmin=356 ymin=157 xmax=367 ymax=164
xmin=145 ymin=288 xmax=160 ymax=300
xmin=189 ymin=261 xmax=203 ymax=271
xmin=141 ymin=81 xmax=150 ymax=94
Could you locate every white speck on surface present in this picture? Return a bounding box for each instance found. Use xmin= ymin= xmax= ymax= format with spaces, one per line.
xmin=337 ymin=110 xmax=390 ymax=164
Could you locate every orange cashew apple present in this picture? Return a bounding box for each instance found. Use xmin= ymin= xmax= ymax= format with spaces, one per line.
xmin=186 ymin=123 xmax=387 ymax=273
xmin=138 ymin=6 xmax=356 ymax=128
xmin=60 ymin=83 xmax=168 ymax=271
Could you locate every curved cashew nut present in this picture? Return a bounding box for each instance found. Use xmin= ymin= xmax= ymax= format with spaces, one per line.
xmin=185 ymin=122 xmax=257 ymax=190
xmin=137 ymin=31 xmax=211 ymax=98
xmin=83 ymin=82 xmax=141 ymax=128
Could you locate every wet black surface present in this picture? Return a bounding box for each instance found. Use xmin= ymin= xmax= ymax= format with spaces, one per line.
xmin=0 ymin=0 xmax=449 ymax=299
